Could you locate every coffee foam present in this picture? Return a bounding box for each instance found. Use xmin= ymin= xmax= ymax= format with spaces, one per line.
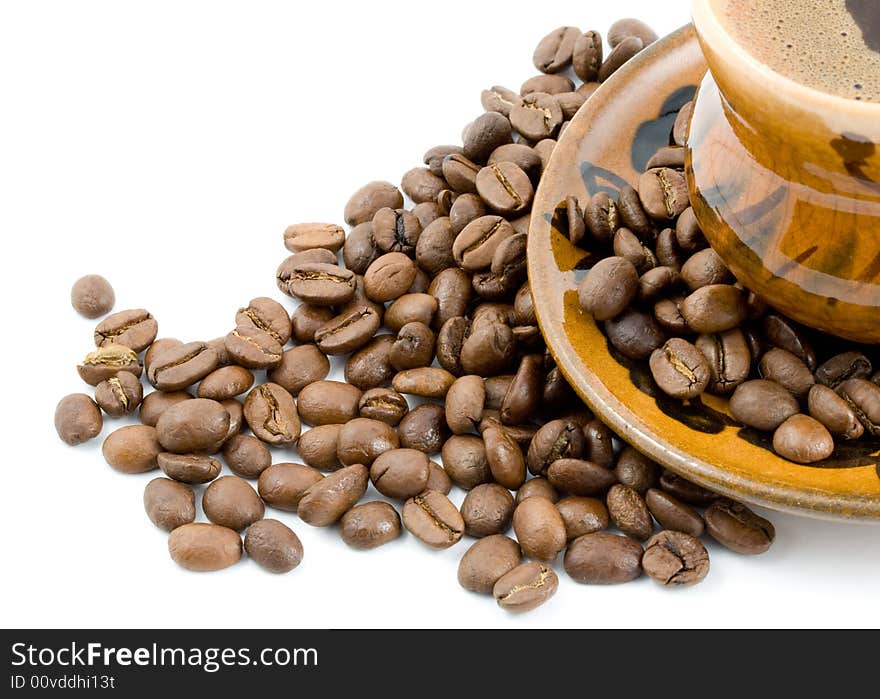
xmin=714 ymin=0 xmax=880 ymax=101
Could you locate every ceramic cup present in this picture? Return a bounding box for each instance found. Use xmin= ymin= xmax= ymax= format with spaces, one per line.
xmin=687 ymin=0 xmax=880 ymax=343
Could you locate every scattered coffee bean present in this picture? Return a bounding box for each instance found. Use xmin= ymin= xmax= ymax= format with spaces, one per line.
xmin=158 ymin=452 xmax=222 ymax=484
xmin=155 ymin=398 xmax=230 ymax=454
xmin=94 ymin=309 xmax=158 ymax=353
xmin=606 ymin=484 xmax=653 ymax=540
xmin=516 ymin=477 xmax=559 ymax=504
xmin=244 ymin=519 xmax=304 ymax=574
xmin=458 ymin=535 xmax=522 ymax=595
xmin=403 ymin=490 xmax=465 ymax=549
xmin=168 ymin=523 xmax=242 ymax=572
xmin=55 ymin=394 xmax=103 ymax=445
xmin=729 ymin=380 xmax=801 ymax=431
xmin=143 ymin=477 xmax=196 ymax=531
xmin=556 ymin=496 xmax=609 ymax=540
xmin=71 ymin=274 xmax=115 ymax=318
xmin=642 ymin=530 xmax=709 ymax=586
xmin=77 ymin=344 xmax=142 ymax=386
xmin=493 ymin=561 xmax=558 ymax=612
xmin=197 ymin=365 xmax=254 ymax=401
xmin=94 ymin=371 xmax=143 ymax=417
xmin=398 ymin=403 xmax=449 ymax=454
xmin=773 ymin=414 xmax=835 ymax=464
xmin=512 ymin=496 xmax=567 ymax=561
xmin=704 ymin=500 xmax=775 ymax=555
xmin=202 ymin=475 xmax=264 ymax=531
xmin=297 ymin=381 xmax=362 ymax=426
xmin=298 ymin=464 xmax=369 ymax=527
xmin=103 ymin=424 xmax=161 ymax=473
xmin=297 ymin=424 xmax=344 ymax=471
xmin=645 ymin=488 xmax=704 ymax=537
xmin=614 ymin=446 xmax=659 ymax=493
xmin=563 ymin=532 xmax=643 ymax=584
xmin=461 ymin=483 xmax=516 ymax=538
xmin=340 ymin=501 xmax=402 ymax=550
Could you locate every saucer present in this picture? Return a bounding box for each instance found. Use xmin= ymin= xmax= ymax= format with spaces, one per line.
xmin=527 ymin=23 xmax=880 ymax=522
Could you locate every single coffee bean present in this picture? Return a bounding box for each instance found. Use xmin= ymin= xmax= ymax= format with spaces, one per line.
xmin=424 ymin=144 xmax=463 ymax=176
xmin=144 ymin=477 xmax=195 ymax=531
xmin=445 ymin=375 xmax=485 ymax=435
xmin=94 ymin=371 xmax=143 ymax=417
xmin=297 ymin=424 xmax=343 ymax=471
xmin=608 ymin=17 xmax=658 ymax=47
xmin=837 ymin=378 xmax=880 ymax=436
xmin=546 ymin=458 xmax=616 ymax=496
xmin=493 ymin=562 xmax=558 ymax=613
xmin=202 ymin=475 xmax=264 ymax=531
xmin=369 ymin=448 xmax=430 ymax=499
xmin=363 ymin=252 xmax=417 ymax=303
xmin=168 ymin=523 xmax=241 ymax=572
xmin=704 ymin=499 xmax=775 ymax=554
xmin=681 ymin=248 xmax=732 ymax=290
xmin=243 ymin=383 xmax=300 ymax=446
xmin=55 ymin=393 xmax=103 ymax=445
xmin=340 ymin=501 xmax=402 ymax=550
xmin=481 ymin=85 xmax=523 ymax=117
xmin=695 ymin=329 xmax=751 ymax=395
xmin=584 ymin=192 xmax=619 ymax=245
xmin=512 ymin=496 xmax=567 ymax=561
xmin=371 ymin=207 xmax=421 ymax=255
xmin=290 ymin=304 xmax=335 ymax=344
xmin=680 ymin=284 xmax=748 ymax=334
xmin=481 ymin=423 xmax=526 ymax=490
xmin=94 ymin=309 xmax=158 ymax=353
xmin=460 ymin=483 xmax=515 ymax=538
xmin=344 ymin=181 xmax=404 ymax=226
xmin=606 ymin=484 xmax=653 ymax=540
xmin=572 ymin=30 xmax=603 ymax=82
xmin=427 ymin=461 xmax=452 ymax=495
xmin=563 ymin=532 xmax=643 ymax=584
xmin=460 ymin=321 xmax=515 ymax=377
xmin=403 ymin=490 xmax=465 ymax=549
xmin=337 ymin=418 xmax=399 ymax=468
xmin=654 ymin=295 xmax=689 ymax=334
xmin=345 ymin=335 xmax=396 ymax=390
xmin=384 ymin=294 xmax=438 ymax=334
xmin=458 ymin=535 xmax=522 ymax=595
xmin=147 ymin=341 xmax=219 ymax=391
xmin=605 ymin=309 xmax=667 ymax=360
xmin=102 ymin=424 xmax=161 ymax=473
xmin=463 ymin=111 xmax=513 ymax=163
xmin=71 ymin=274 xmax=115 ymax=318
xmin=392 ymin=367 xmax=455 ymax=399
xmin=646 ymin=145 xmax=686 ymax=169
xmin=614 ymin=227 xmax=657 ymax=274
xmin=533 ymin=25 xmax=580 ymax=73
xmin=441 ymin=435 xmax=491 ymax=490
xmin=773 ymin=414 xmax=835 ymax=464
xmin=490 ymin=231 xmax=528 ymax=283
xmin=244 ymin=519 xmax=303 ymax=574
xmin=158 ymin=452 xmax=221 ymax=484
xmin=816 ymin=351 xmax=872 ymax=388
xmin=675 ymin=207 xmax=706 ymax=252
xmin=258 ymin=462 xmax=323 ymax=512
xmin=516 ymin=477 xmax=559 ymax=505
xmin=441 ymin=153 xmax=481 ymax=194
xmin=638 ymin=266 xmax=680 ymax=304
xmin=555 ymin=496 xmax=609 ymax=540
xmin=759 ymin=348 xmax=815 ymax=399
xmin=284 ymin=262 xmax=356 ymax=306
xmin=197 ymin=365 xmax=254 ymax=401
xmin=656 ymin=227 xmax=686 ymax=270
xmin=156 ymin=398 xmax=230 ymax=454
xmin=488 ymin=145 xmax=542 ymax=183
xmin=389 ymin=322 xmax=436 ymax=371
xmin=77 ymin=344 xmax=142 ymax=386
xmin=358 ymin=388 xmax=409 ymax=426
xmin=582 ymin=419 xmax=615 ymax=468
xmin=527 ymin=419 xmax=584 ymax=475
xmin=401 ymin=167 xmax=447 ymax=204
xmin=649 ymin=338 xmax=711 ymax=400
xmin=513 ymin=283 xmax=536 ymax=326
xmin=808 ymin=384 xmax=864 ymax=440
xmin=224 ymin=326 xmax=283 ymax=371
xmin=298 ymin=464 xmax=369 ymax=527
xmin=578 ymin=256 xmax=639 ymax=321
xmin=762 ymin=314 xmax=816 ymax=369
xmin=499 ymin=354 xmax=542 ymax=426
xmin=475 ymin=163 xmax=534 ymax=216
xmin=616 ymin=185 xmax=652 ymax=238
xmin=398 ymin=403 xmax=449 ymax=454
xmin=642 ymin=530 xmax=710 ymax=586
xmin=221 ymin=433 xmax=271 ymax=479
xmin=277 ymin=250 xmax=340 ymax=295
xmin=614 ymin=446 xmax=659 ymax=493
xmin=730 ymin=379 xmax=801 ymax=431
xmin=283 ymin=222 xmax=345 ymax=253
xmin=453 ymin=216 xmax=514 ymax=272
xmin=659 ymin=471 xmax=720 ymax=506
xmin=236 ymin=297 xmax=292 ymax=345
xmin=599 ymin=35 xmax=644 ymax=82
xmin=144 ymin=338 xmax=183 ymax=375
xmin=430 ymin=268 xmax=472 ymax=330
xmin=511 ymin=92 xmax=564 ymax=142
xmin=138 ymin=392 xmax=191 ymax=429
xmin=414 ymin=219 xmax=456 ymax=277
xmin=645 ymin=488 xmax=704 ymax=537
xmin=520 ymin=74 xmax=573 ymax=95
xmin=297 ymin=381 xmax=362 ymax=426
xmin=341 ymin=222 xmax=380 ymax=275
xmin=313 ymin=306 xmax=381 ymax=356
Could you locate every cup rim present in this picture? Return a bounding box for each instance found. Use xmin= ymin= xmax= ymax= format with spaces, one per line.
xmin=692 ymin=0 xmax=880 ymax=115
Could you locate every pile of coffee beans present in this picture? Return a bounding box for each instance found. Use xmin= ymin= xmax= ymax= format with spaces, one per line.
xmin=55 ymin=18 xmax=780 ymax=613
xmin=572 ymin=106 xmax=880 ymax=465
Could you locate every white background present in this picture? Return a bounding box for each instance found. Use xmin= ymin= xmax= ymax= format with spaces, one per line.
xmin=1 ymin=0 xmax=878 ymax=630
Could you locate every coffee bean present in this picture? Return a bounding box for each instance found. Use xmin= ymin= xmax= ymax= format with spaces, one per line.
xmin=510 ymin=93 xmax=564 ymax=142
xmin=463 ymin=112 xmax=514 ymax=163
xmin=605 ymin=309 xmax=666 ymax=360
xmin=398 ymin=403 xmax=449 ymax=454
xmin=148 ymin=341 xmax=219 ymax=391
xmin=444 ymin=375 xmax=485 ymax=435
xmin=95 ymin=372 xmax=143 ymax=417
xmin=441 ymin=435 xmax=491 ymax=490
xmin=457 ymin=483 xmax=513 ymax=538
xmin=430 ymin=268 xmax=472 ymax=330
xmin=617 ymin=185 xmax=652 ymax=237
xmin=578 ymin=256 xmax=639 ymax=321
xmin=599 ymin=35 xmax=644 ymax=81
xmin=773 ymin=414 xmax=835 ymax=464
xmin=645 ymin=488 xmax=704 ymax=537
xmin=424 ymin=145 xmax=463 ymax=176
xmin=342 ymin=222 xmax=380 ymax=275
xmin=656 ymin=227 xmax=686 ymax=270
xmin=71 ymin=274 xmax=115 ymax=318
xmin=729 ymin=379 xmax=800 ymax=431
xmin=674 ymin=207 xmax=705 ymax=253
xmin=546 ymin=456 xmax=615 ymax=497
xmin=564 ymin=532 xmax=643 ymax=584
xmin=520 ymin=74 xmax=574 ymax=95
xmin=490 ymin=232 xmax=528 ymax=283
xmin=257 ymin=462 xmax=323 ymax=512
xmin=102 ymin=424 xmax=161 ymax=473
xmin=659 ymin=471 xmax=720 ymax=506
xmin=369 ymin=447 xmax=429 ymax=499
xmin=533 ymin=25 xmax=580 ymax=73
xmin=155 ymin=398 xmax=230 ymax=454
xmin=481 ymin=85 xmax=523 ymax=117
xmin=297 ymin=381 xmax=362 ymax=426
xmin=384 ymin=294 xmax=438 ymax=333
xmin=298 ymin=463 xmax=369 ymax=527
xmin=759 ymin=348 xmax=815 ymax=399
xmin=704 ymin=500 xmax=775 ymax=555
xmin=498 ymin=354 xmax=541 ymax=426
xmin=290 ymin=304 xmax=335 ymax=344
xmin=488 ymin=145 xmax=543 ymax=183
xmin=283 ymin=222 xmax=345 ymax=253
xmin=613 ymin=227 xmax=657 ymax=274
xmin=244 ymin=519 xmax=303 ymax=574
xmin=344 ymin=181 xmax=404 ymax=226
xmin=224 ymin=325 xmax=283 ymax=370
xmin=642 ymin=530 xmax=709 ymax=586
xmin=390 ymin=322 xmax=436 ymax=371
xmin=369 ymin=207 xmax=420 ymax=256
xmin=168 ymin=523 xmax=242 ymax=572
xmin=646 ymin=146 xmax=686 ymax=170
xmin=77 ymin=344 xmax=142 ymax=386
xmin=55 ymin=393 xmax=103 ymax=445
xmin=452 ymin=216 xmax=514 ymax=273
xmin=242 ymin=383 xmax=300 ymax=446
xmin=283 ymin=262 xmax=356 ymax=306
xmin=158 ymin=453 xmax=222 ymax=485
xmin=572 ymin=30 xmax=603 ymax=82
xmin=527 ymin=419 xmax=584 ymax=475
xmin=695 ymin=329 xmax=751 ymax=395
xmin=94 ymin=309 xmax=158 ymax=353
xmin=197 ymin=365 xmax=254 ymax=401
xmin=583 ymin=193 xmax=618 ymax=245
xmin=313 ymin=305 xmax=381 ymax=356
xmin=606 ymin=484 xmax=653 ymax=540
xmin=516 ymin=477 xmax=559 ymax=504
xmin=144 ymin=477 xmax=196 ymax=531
xmin=493 ymin=561 xmax=558 ymax=612
xmin=680 ymin=284 xmax=748 ymax=334
xmin=221 ymin=399 xmax=244 ymax=441
xmin=201 ymin=475 xmax=264 ymax=531
xmin=613 ymin=446 xmax=659 ymax=493
xmin=837 ymin=379 xmax=880 ymax=436
xmin=638 ymin=265 xmax=680 ymax=303
xmin=479 ymin=423 xmax=524 ymax=490
xmin=144 ymin=338 xmax=183 ymax=375
xmin=340 ymin=501 xmax=402 ymax=550
xmin=582 ymin=420 xmax=615 ymax=468
xmin=460 ymin=321 xmax=516 ymax=377
xmin=512 ymin=496 xmax=566 ymax=561
xmin=220 ymin=434 xmax=270 ymax=479
xmin=236 ymin=297 xmax=292 ymax=345
xmin=681 ymin=248 xmax=732 ymax=290
xmin=476 ymin=162 xmax=534 ymax=216
xmin=556 ymin=496 xmax=609 ymax=540
xmin=808 ymin=384 xmax=864 ymax=440
xmin=403 ymin=490 xmax=464 ymax=549
xmin=344 ymin=335 xmax=395 ymax=390
xmin=393 ymin=367 xmax=455 ymax=399
xmin=608 ymin=17 xmax=658 ymax=47
xmin=356 ymin=388 xmax=408 ymax=426
xmin=458 ymin=535 xmax=522 ymax=595
xmin=401 ymin=167 xmax=447 ymax=204
xmin=649 ymin=338 xmax=711 ymax=399
xmin=363 ymin=252 xmax=417 ymax=303
xmin=816 ymin=351 xmax=872 ymax=388
xmin=297 ymin=424 xmax=343 ymax=472
xmin=336 ymin=418 xmax=398 ymax=468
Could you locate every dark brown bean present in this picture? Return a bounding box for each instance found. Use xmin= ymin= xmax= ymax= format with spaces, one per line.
xmin=297 ymin=381 xmax=362 ymax=426
xmin=772 ymin=414 xmax=834 ymax=464
xmin=344 ymin=181 xmax=404 ymax=226
xmin=157 ymin=452 xmax=221 ymax=484
xmin=244 ymin=519 xmax=303 ymax=574
xmin=143 ymin=477 xmax=195 ymax=531
xmin=458 ymin=535 xmax=522 ymax=595
xmin=298 ymin=464 xmax=369 ymax=527
xmin=512 ymin=496 xmax=567 ymax=561
xmin=645 ymin=488 xmax=705 ymax=538
xmin=243 ymin=383 xmax=300 ymax=446
xmin=642 ymin=530 xmax=709 ymax=586
xmin=94 ymin=309 xmax=158 ymax=353
xmin=704 ymin=500 xmax=775 ymax=554
xmin=340 ymin=501 xmax=402 ymax=550
xmin=564 ymin=532 xmax=643 ymax=584
xmin=267 ymin=345 xmax=329 ymax=396
xmin=493 ymin=562 xmax=558 ymax=612
xmin=297 ymin=424 xmax=343 ymax=472
xmin=397 ymin=403 xmax=449 ymax=454
xmin=556 ymin=496 xmax=609 ymax=540
xmin=614 ymin=446 xmax=659 ymax=493
xmin=203 ymin=476 xmax=264 ymax=531
xmin=402 ymin=490 xmax=465 ymax=549
xmin=257 ymin=462 xmax=324 ymax=512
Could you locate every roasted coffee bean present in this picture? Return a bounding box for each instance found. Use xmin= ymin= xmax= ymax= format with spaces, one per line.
xmin=547 ymin=458 xmax=616 ymax=496
xmin=244 ymin=519 xmax=303 ymax=574
xmin=637 ymin=266 xmax=679 ymax=304
xmin=102 ymin=425 xmax=161 ymax=473
xmin=148 ymin=341 xmax=219 ymax=391
xmin=520 ymin=73 xmax=574 ymax=95
xmin=606 ymin=484 xmax=653 ymax=540
xmin=704 ymin=499 xmax=775 ymax=554
xmin=370 ymin=448 xmax=430 ymax=499
xmin=297 ymin=424 xmax=343 ymax=471
xmin=645 ymin=488 xmax=704 ymax=537
xmin=297 ymin=381 xmax=362 ymax=426
xmin=681 ymin=248 xmax=732 ymax=290
xmin=344 ymin=181 xmax=404 ymax=226
xmin=258 ymin=462 xmax=323 ymax=512
xmin=460 ymin=483 xmax=515 ymax=538
xmin=460 ymin=321 xmax=516 ymax=377
xmin=654 ymin=295 xmax=689 ymax=334
xmin=837 ymin=379 xmax=880 ymax=436
xmin=493 ymin=562 xmax=558 ymax=612
xmin=94 ymin=372 xmax=143 ymax=417
xmin=458 ymin=535 xmax=522 ymax=596
xmin=363 ymin=252 xmax=417 ymax=303
xmin=695 ymin=329 xmax=751 ymax=395
xmin=608 ymin=17 xmax=658 ymax=47
xmin=313 ymin=306 xmax=381 ymax=356
xmin=430 ymin=268 xmax=472 ymax=330
xmin=340 ymin=501 xmax=402 ymax=550
xmin=605 ymin=309 xmax=666 ymax=360
xmin=533 ymin=140 xmax=557 ymax=171
xmin=599 ymin=35 xmax=644 ymax=82
xmin=342 ymin=222 xmax=380 ymax=275
xmin=614 ymin=446 xmax=659 ymax=493
xmin=284 ymin=262 xmax=356 ymax=306
xmin=482 ymin=374 xmax=514 ymax=411
xmin=398 ymin=403 xmax=449 ymax=454
xmin=616 ymin=185 xmax=652 ymax=238
xmin=94 ymin=309 xmax=158 ymax=353
xmin=638 ymin=168 xmax=689 ymax=221
xmin=340 ymin=337 xmax=392 ymax=391
xmin=224 ymin=325 xmax=283 ymax=370
xmin=445 ymin=375 xmax=485 ymax=434
xmin=510 ymin=93 xmax=563 ymax=142
xmin=158 ymin=452 xmax=222 ymax=484
xmin=584 ymin=193 xmax=618 ymax=244
xmin=808 ymin=384 xmax=864 ymax=440
xmin=642 ymin=530 xmax=709 ymax=586
xmin=202 ymin=475 xmax=265 ymax=531
xmin=144 ymin=477 xmax=195 ymax=532
xmin=267 ymin=347 xmax=327 ymax=398
xmin=581 ymin=420 xmax=614 ymax=468
xmin=476 ymin=161 xmax=534 ymax=216
xmin=277 ymin=250 xmax=340 ymax=292
xmin=384 ymin=295 xmax=437 ymax=334
xmin=614 ymin=227 xmax=657 ymax=273
xmin=441 ymin=435 xmax=491 ymax=490
xmin=571 ymin=30 xmax=603 ymax=82
xmin=758 ymin=348 xmax=815 ymax=399
xmin=512 ymin=496 xmax=566 ymax=561
xmin=168 ymin=523 xmax=241 ymax=572
xmin=235 ymin=297 xmax=291 ymax=346
xmin=55 ymin=394 xmax=103 ymax=445
xmin=655 ymin=226 xmax=685 ymax=267
xmin=488 ymin=145 xmax=543 ymax=183
xmin=371 ymin=207 xmax=421 ymax=255
xmin=424 ymin=145 xmax=463 ymax=177
xmin=453 ymin=216 xmax=514 ymax=272
xmin=729 ymin=379 xmax=801 ymax=431
xmin=649 ymin=338 xmax=711 ymax=400
xmin=222 ymin=399 xmax=244 ymax=441
xmin=77 ymin=344 xmax=142 ymax=386
xmin=533 ymin=25 xmax=580 ymax=73
xmin=675 ymin=207 xmax=706 ymax=252
xmin=491 ymin=232 xmax=528 ymax=282
xmin=389 ymin=322 xmax=436 ymax=371
xmin=155 ymin=398 xmax=230 ymax=454
xmin=646 ymin=146 xmax=686 ymax=169
xmin=242 ymin=383 xmax=300 ymax=446
xmin=500 ymin=354 xmax=542 ymax=425
xmin=337 ymin=418 xmax=399 ymax=468
xmin=516 ymin=477 xmax=559 ymax=504
xmin=762 ymin=314 xmax=815 ymax=368
xmin=401 ymin=167 xmax=446 ymax=204
xmin=221 ymin=434 xmax=270 ymax=479
xmin=564 ymin=532 xmax=643 ymax=584
xmin=448 ymin=195 xmax=488 ymax=237
xmin=298 ymin=463 xmax=368 ymax=527
xmin=556 ymin=496 xmax=609 ymax=540
xmin=441 ymin=153 xmax=481 ymax=194
xmin=773 ymin=414 xmax=834 ymax=464
xmin=513 ymin=283 xmax=537 ymax=326
xmin=358 ymin=388 xmax=408 ymax=426
xmin=393 ymin=367 xmax=455 ymax=399
xmin=290 ymin=304 xmax=335 ymax=344
xmin=578 ymin=256 xmax=639 ymax=321
xmin=680 ymin=284 xmax=748 ymax=334
xmin=481 ymin=85 xmax=523 ymax=117
xmin=283 ymin=222 xmax=345 ymax=253
xmin=71 ymin=274 xmax=115 ymax=318
xmin=463 ymin=112 xmax=514 ymax=163
xmin=816 ymin=351 xmax=872 ymax=388
xmin=403 ymin=490 xmax=464 ymax=549
xmin=140 ymin=393 xmax=192 ymax=430
xmin=144 ymin=338 xmax=183 ymax=375
xmin=197 ymin=365 xmax=254 ymax=401
xmin=426 ymin=461 xmax=452 ymax=494
xmin=659 ymin=471 xmax=720 ymax=506
xmin=527 ymin=419 xmax=584 ymax=475
xmin=482 ymin=423 xmax=526 ymax=490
